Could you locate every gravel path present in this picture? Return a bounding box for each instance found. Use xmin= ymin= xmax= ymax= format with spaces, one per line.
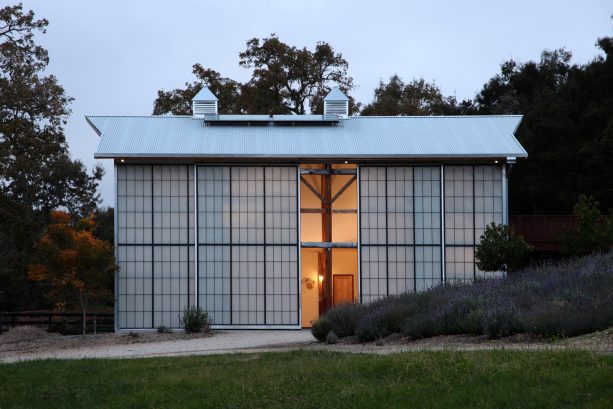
xmin=0 ymin=330 xmax=316 ymax=363
xmin=2 ymin=327 xmax=610 ymax=363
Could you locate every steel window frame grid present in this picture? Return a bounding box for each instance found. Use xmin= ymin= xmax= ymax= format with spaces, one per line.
xmin=115 ymin=164 xmax=194 ymax=331
xmin=442 ymin=164 xmax=505 ymax=282
xmin=358 ymin=164 xmax=443 ymax=300
xmin=195 ymin=164 xmax=301 ymax=329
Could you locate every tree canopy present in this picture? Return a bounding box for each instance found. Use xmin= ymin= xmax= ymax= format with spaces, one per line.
xmin=153 ymin=34 xmax=358 ymax=116
xmin=0 ymin=4 xmax=105 ymax=311
xmin=474 ymin=39 xmax=613 ymax=214
xmin=361 ymin=75 xmax=476 ymax=115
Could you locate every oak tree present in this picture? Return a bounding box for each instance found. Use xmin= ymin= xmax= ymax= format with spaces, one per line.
xmin=153 ymin=34 xmax=357 ymax=116
xmin=0 ymin=4 xmax=103 ymax=311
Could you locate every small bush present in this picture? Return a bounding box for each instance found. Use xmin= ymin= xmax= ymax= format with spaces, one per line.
xmin=476 ymin=222 xmax=533 ymax=273
xmin=179 ymin=306 xmax=212 ymax=333
xmin=325 ymin=331 xmax=339 ymax=344
xmin=311 ymin=316 xmax=333 ymax=342
xmin=157 ymin=325 xmax=171 ymax=334
xmin=481 ymin=304 xmax=522 ymax=339
xmin=400 ymin=313 xmax=440 ymax=339
xmin=559 ymin=195 xmax=613 ymax=256
xmin=323 ymin=303 xmax=360 ymax=337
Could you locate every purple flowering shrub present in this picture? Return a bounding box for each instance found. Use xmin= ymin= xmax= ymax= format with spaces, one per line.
xmin=311 ymin=251 xmax=613 ymax=342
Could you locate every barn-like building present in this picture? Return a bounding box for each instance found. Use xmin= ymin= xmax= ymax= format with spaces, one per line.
xmin=87 ymin=87 xmax=526 ymax=330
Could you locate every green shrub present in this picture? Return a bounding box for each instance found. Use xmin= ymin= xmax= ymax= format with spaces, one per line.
xmin=559 ymin=195 xmax=613 ymax=256
xmin=156 ymin=325 xmax=171 ymax=334
xmin=179 ymin=306 xmax=212 ymax=333
xmin=476 ymin=222 xmax=533 ymax=273
xmin=311 ymin=316 xmax=333 ymax=342
xmin=323 ymin=303 xmax=360 ymax=337
xmin=481 ymin=305 xmax=522 ymax=339
xmin=325 ymin=331 xmax=339 ymax=344
xmin=312 ymin=252 xmax=613 ymax=343
xmin=400 ymin=313 xmax=441 ymax=339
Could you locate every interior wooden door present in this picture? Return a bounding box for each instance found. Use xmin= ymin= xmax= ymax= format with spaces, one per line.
xmin=333 ymin=274 xmax=354 ymax=306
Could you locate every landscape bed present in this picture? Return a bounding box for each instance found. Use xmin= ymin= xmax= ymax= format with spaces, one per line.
xmin=1 ymin=350 xmax=611 ymax=408
xmin=313 ymin=252 xmax=613 ymax=342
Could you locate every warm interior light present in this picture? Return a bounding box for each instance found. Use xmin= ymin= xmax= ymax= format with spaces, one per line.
xmin=494 ymin=160 xmax=499 ymax=164
xmin=344 ymin=160 xmax=349 ymax=164
xmin=318 ymin=274 xmax=324 ymax=283
xmin=120 ymin=159 xmax=125 ymax=163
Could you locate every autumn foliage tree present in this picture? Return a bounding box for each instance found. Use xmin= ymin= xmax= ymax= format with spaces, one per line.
xmin=28 ymin=211 xmax=115 ymax=334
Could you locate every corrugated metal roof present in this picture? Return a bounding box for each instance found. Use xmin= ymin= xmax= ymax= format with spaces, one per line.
xmin=87 ymin=115 xmax=526 ymax=159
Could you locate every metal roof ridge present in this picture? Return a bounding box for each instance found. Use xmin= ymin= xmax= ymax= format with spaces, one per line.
xmin=351 ymin=114 xmax=523 ymax=118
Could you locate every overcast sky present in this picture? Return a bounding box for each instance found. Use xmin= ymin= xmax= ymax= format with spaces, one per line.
xmin=18 ymin=0 xmax=612 ymax=206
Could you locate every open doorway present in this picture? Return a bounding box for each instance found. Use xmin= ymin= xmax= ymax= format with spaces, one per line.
xmin=300 ymin=164 xmax=358 ymax=328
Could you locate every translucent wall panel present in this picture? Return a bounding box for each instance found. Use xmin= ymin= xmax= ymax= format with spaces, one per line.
xmin=474 ymin=166 xmax=503 ymax=243
xmin=117 ymin=246 xmax=152 ymax=329
xmin=265 ymin=246 xmax=298 ymax=324
xmin=231 ymin=167 xmax=264 ymax=244
xmin=198 ymin=167 xmax=230 ymax=244
xmin=414 ymin=167 xmax=441 ymax=246
xmin=386 ymin=167 xmax=413 ymax=245
xmin=444 ymin=165 xmax=504 ymax=283
xmin=359 ymin=166 xmax=442 ymax=301
xmin=445 ymin=246 xmax=475 ymax=283
xmin=232 ymin=246 xmax=265 ymax=325
xmin=196 ymin=166 xmax=299 ymax=326
xmin=153 ymin=165 xmax=194 ymax=245
xmin=360 ymin=246 xmax=387 ymax=303
xmin=359 ymin=167 xmax=387 ymax=245
xmin=117 ymin=165 xmax=152 ymax=244
xmin=444 ymin=166 xmax=474 ymax=246
xmin=116 ymin=165 xmax=194 ymax=329
xmin=474 ymin=166 xmax=504 ymax=279
xmin=198 ymin=246 xmax=231 ymax=325
xmin=387 ymin=246 xmax=414 ymax=295
xmin=264 ymin=167 xmax=298 ymax=244
xmin=153 ymin=246 xmax=194 ymax=328
xmin=416 ymin=246 xmax=442 ymax=291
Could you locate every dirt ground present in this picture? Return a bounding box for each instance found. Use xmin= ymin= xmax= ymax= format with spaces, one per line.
xmin=0 ymin=326 xmax=213 ymax=359
xmin=1 ymin=326 xmax=611 ymax=362
xmin=309 ymin=329 xmax=613 ymax=355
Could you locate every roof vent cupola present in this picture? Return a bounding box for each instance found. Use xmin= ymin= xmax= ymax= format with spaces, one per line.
xmin=323 ymin=87 xmax=349 ymax=119
xmin=192 ymin=86 xmax=218 ymax=118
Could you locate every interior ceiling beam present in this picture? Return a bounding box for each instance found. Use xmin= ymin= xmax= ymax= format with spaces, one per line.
xmin=301 ymin=208 xmax=356 ymax=214
xmin=301 ymin=242 xmax=357 ymax=248
xmin=300 ymin=176 xmax=324 ymax=202
xmin=300 ymin=169 xmax=356 ymax=175
xmin=330 ymin=175 xmax=357 ymax=204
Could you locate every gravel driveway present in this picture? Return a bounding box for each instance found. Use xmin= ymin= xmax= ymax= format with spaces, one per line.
xmin=1 ymin=330 xmax=316 ymax=363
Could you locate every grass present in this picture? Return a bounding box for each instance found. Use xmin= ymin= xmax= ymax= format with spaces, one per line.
xmin=1 ymin=350 xmax=611 ymax=408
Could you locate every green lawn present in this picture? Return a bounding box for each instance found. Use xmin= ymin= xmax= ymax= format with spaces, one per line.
xmin=1 ymin=350 xmax=611 ymax=408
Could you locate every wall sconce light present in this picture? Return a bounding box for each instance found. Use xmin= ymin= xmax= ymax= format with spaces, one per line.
xmin=302 ymin=277 xmax=315 ymax=289
xmin=318 ymin=274 xmax=324 ymax=283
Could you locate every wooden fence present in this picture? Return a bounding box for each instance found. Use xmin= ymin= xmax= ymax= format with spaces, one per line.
xmin=0 ymin=312 xmax=114 ymax=335
xmin=509 ymin=215 xmax=577 ymax=252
